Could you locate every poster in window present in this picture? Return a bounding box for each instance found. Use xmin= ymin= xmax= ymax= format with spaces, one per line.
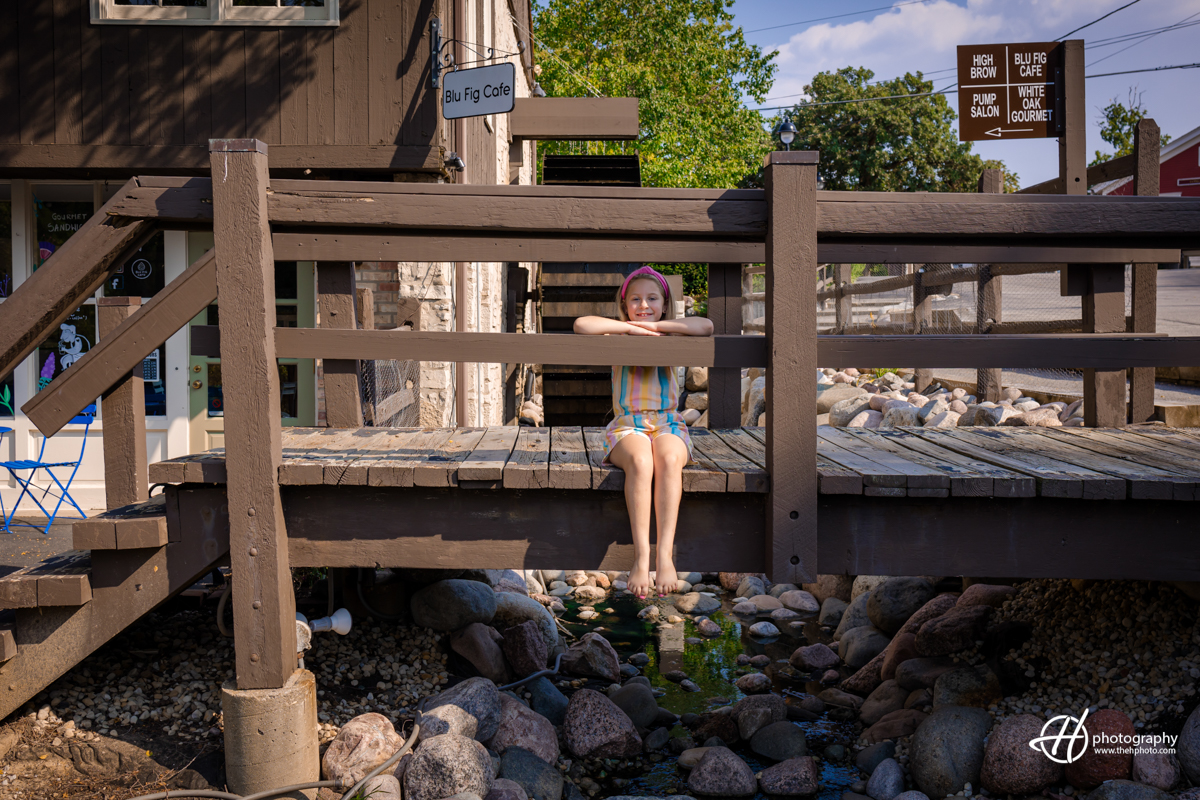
xmin=0 ymin=371 xmax=14 ymax=418
xmin=37 ymin=306 xmax=96 ymax=390
xmin=34 ymin=199 xmax=93 ymax=271
xmin=104 ymin=232 xmax=166 ymax=298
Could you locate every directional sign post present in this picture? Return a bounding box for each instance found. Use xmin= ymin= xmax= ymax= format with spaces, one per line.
xmin=957 ymin=42 xmax=1062 ymax=141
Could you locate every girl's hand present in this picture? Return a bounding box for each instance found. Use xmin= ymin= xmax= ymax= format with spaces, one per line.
xmin=623 ymin=322 xmax=662 ymax=336
xmin=625 ymin=320 xmax=661 ymax=333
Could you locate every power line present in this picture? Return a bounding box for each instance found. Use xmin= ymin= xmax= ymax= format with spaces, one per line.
xmin=744 ymin=0 xmax=937 ymax=34
xmin=1057 ymin=0 xmax=1144 ymax=40
xmin=1088 ymin=10 xmax=1200 ymax=67
xmin=1086 ymin=61 xmax=1200 ymax=78
xmin=507 ymin=13 xmax=604 ymax=97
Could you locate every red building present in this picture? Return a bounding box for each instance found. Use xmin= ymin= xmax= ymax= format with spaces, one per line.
xmin=1100 ymin=122 xmax=1200 ymax=197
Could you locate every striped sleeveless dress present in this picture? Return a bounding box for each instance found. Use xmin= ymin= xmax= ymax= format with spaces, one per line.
xmin=601 ymin=365 xmax=693 ymax=464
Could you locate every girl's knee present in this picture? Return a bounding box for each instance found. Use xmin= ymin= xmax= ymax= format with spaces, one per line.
xmin=653 ymin=443 xmax=688 ymax=471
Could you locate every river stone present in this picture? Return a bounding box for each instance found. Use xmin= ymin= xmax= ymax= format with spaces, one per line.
xmin=893 ymin=793 xmax=930 ymax=800
xmin=778 ymin=590 xmax=820 ymax=615
xmin=696 ymin=711 xmax=740 ymax=744
xmin=790 ymin=643 xmax=840 ymax=672
xmin=675 ymin=592 xmax=721 ymax=614
xmin=803 ymin=575 xmax=854 ymax=604
xmin=956 ymin=584 xmax=1015 ymax=608
xmin=856 ymin=742 xmax=897 ymax=775
xmin=609 ymin=682 xmax=659 ymax=728
xmin=894 ymin=657 xmax=959 ymax=691
xmin=769 ymin=583 xmax=800 ymax=598
xmin=737 ymin=575 xmax=767 ymax=599
xmin=880 ymin=632 xmax=918 ymax=682
xmin=749 ymin=621 xmax=780 ymax=638
xmin=403 ymin=733 xmax=494 ymax=800
xmin=898 ymin=594 xmax=959 ymax=635
xmin=562 ymin=689 xmax=642 ymax=759
xmin=819 ymin=597 xmax=848 ymax=626
xmin=497 ymin=746 xmax=563 ymax=800
xmin=451 ymin=624 xmax=511 ymax=685
xmin=411 ymin=580 xmax=498 ymax=631
xmin=860 ymin=681 xmax=909 ymax=727
xmin=932 ymin=664 xmax=1002 ymax=708
xmin=1177 ymin=703 xmax=1200 ymax=783
xmin=502 ymin=620 xmax=549 ymax=678
xmin=750 ymin=721 xmax=807 ymax=762
xmin=492 ymin=592 xmax=558 ymax=651
xmin=1087 ymin=780 xmax=1174 ymax=800
xmin=643 ymin=726 xmax=670 ymax=752
xmin=360 ymin=775 xmax=403 ymax=800
xmin=866 ymin=757 xmax=904 ymax=800
xmin=679 ymin=747 xmax=712 ymax=770
xmin=835 ymin=592 xmax=873 ymax=640
xmin=818 ymin=688 xmax=863 ymax=710
xmin=915 ymin=605 xmax=992 ymax=657
xmin=818 ymin=384 xmax=868 ymax=414
xmin=688 ymin=747 xmax=757 ymax=796
xmin=830 ymin=396 xmax=874 ymax=427
xmin=1132 ymin=751 xmax=1180 ymax=790
xmin=487 ymin=694 xmax=558 ymax=765
xmin=839 ymin=626 xmax=891 ymax=669
xmin=909 ymin=705 xmax=992 ymax=798
xmin=748 ymin=594 xmax=783 ymax=613
xmin=842 ymin=649 xmax=886 ymax=696
xmin=757 ymin=756 xmax=819 ymax=796
xmin=322 ymin=712 xmax=403 ymax=784
xmin=487 ymin=778 xmax=529 ymax=800
xmin=979 ymin=714 xmax=1063 ymax=795
xmin=1066 ymin=708 xmax=1135 ymax=788
xmin=524 ymin=678 xmax=568 ymax=727
xmin=862 ymin=709 xmax=928 ymax=744
xmin=867 ymin=578 xmax=936 ymax=636
xmin=696 ymin=618 xmax=722 ymax=637
xmin=735 ymin=673 xmax=773 ymax=695
xmin=733 ymin=600 xmax=758 ymax=616
xmin=880 ymin=403 xmax=920 ymax=428
xmin=561 ymin=632 xmax=620 ymax=683
xmin=421 ymin=677 xmax=502 ymax=742
xmin=917 ymin=396 xmax=950 ymax=422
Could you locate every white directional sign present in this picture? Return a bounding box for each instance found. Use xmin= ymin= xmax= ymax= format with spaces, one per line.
xmin=442 ymin=63 xmax=516 ymax=120
xmin=957 ymin=42 xmax=1062 ymax=141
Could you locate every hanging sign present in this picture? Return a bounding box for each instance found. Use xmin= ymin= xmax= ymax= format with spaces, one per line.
xmin=442 ymin=63 xmax=516 ymax=120
xmin=957 ymin=42 xmax=1062 ymax=141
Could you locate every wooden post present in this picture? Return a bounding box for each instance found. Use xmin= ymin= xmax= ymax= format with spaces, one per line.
xmin=834 ymin=264 xmax=851 ymax=335
xmin=98 ymin=297 xmax=148 ymax=510
xmin=209 ymin=139 xmax=296 ymax=690
xmin=706 ymin=263 xmax=743 ymax=428
xmin=976 ymin=169 xmax=1003 ymax=402
xmin=317 ymin=262 xmax=364 ymax=428
xmin=355 ymin=287 xmax=375 ymax=332
xmin=1129 ymin=118 xmax=1160 ymax=423
xmin=1084 ymin=263 xmax=1127 ymax=428
xmin=912 ymin=266 xmax=932 ymax=392
xmin=1058 ymin=40 xmax=1087 ymax=195
xmin=763 ymin=151 xmax=818 ymax=584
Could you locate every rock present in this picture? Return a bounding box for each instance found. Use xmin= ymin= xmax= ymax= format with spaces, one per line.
xmin=839 ymin=626 xmax=891 ymax=669
xmin=562 ymin=689 xmax=642 ymax=759
xmin=892 ymin=793 xmax=930 ymax=800
xmin=923 ymin=410 xmax=961 ymax=428
xmin=1087 ymin=780 xmax=1174 ymax=800
xmin=860 ymin=681 xmax=909 ymax=727
xmin=847 ymin=410 xmax=883 ymax=428
xmin=609 ymin=682 xmax=659 ymax=728
xmin=1066 ymin=708 xmax=1135 ymax=788
xmin=678 ymin=747 xmax=712 ymax=770
xmin=956 ymin=583 xmax=1014 ymax=608
xmin=688 ymin=747 xmax=757 ymax=796
xmin=851 ymin=576 xmax=888 ymax=601
xmin=932 ymin=665 xmax=1001 ymax=708
xmin=818 ymin=384 xmax=868 ymax=414
xmin=898 ymin=594 xmax=958 ymax=635
xmin=948 ymin=400 xmax=968 ymax=414
xmin=880 ymin=632 xmax=918 ymax=681
xmin=768 ymin=583 xmax=799 ymax=598
xmin=778 ymin=590 xmax=820 ymax=615
xmin=525 ymin=678 xmax=568 ymax=727
xmin=675 ymin=592 xmax=721 ymax=614
xmin=915 ymin=605 xmax=992 ymax=656
xmin=561 ymin=633 xmax=620 ymax=683
xmin=803 ymin=575 xmax=854 ymax=604
xmin=687 ymin=366 xmax=709 ymax=392
xmin=790 ymin=643 xmax=840 ymax=672
xmin=643 ymin=727 xmax=670 ymax=752
xmin=819 ymin=597 xmax=849 ymax=626
xmin=502 ymin=621 xmax=549 ymax=679
xmin=917 ymin=396 xmax=949 ymax=422
xmin=736 ymin=575 xmax=767 ymax=599
xmin=696 ymin=712 xmax=740 ymax=744
xmin=497 ymin=746 xmax=562 ymax=800
xmin=830 ymin=396 xmax=874 ymax=427
xmin=360 ymin=775 xmax=403 ymax=800
xmin=747 ymin=594 xmax=782 ymax=613
xmin=492 ymin=593 xmax=559 ymax=652
xmin=322 ymin=713 xmax=404 ymax=785
xmin=403 ymin=734 xmax=494 ymax=800
xmin=487 ymin=778 xmax=529 ymax=800
xmin=411 ymin=580 xmax=498 ymax=631
xmin=749 ymin=621 xmax=780 ymax=637
xmin=905 ymin=688 xmax=932 ymax=709
xmin=732 ymin=601 xmax=758 ymax=617
xmin=880 ymin=404 xmax=920 ymax=428
xmin=867 ymin=578 xmax=936 ymax=636
xmin=1177 ymin=703 xmax=1200 ymax=783
xmin=719 ymin=572 xmax=754 ymax=590
xmin=818 ymin=688 xmax=863 ymax=710
xmin=451 ymin=624 xmax=511 ymax=684
xmin=976 ymin=405 xmax=1018 ymax=426
xmin=421 ymin=677 xmax=502 ymax=742
xmin=1001 ymin=387 xmax=1021 ymax=401
xmin=979 ymin=714 xmax=1063 ymax=795
xmin=862 ymin=709 xmax=928 ymax=743
xmin=866 ymin=758 xmax=904 ymax=800
xmin=834 ymin=591 xmax=873 ymax=640
xmin=771 ymin=608 xmax=803 ymax=624
xmin=757 ymin=756 xmax=819 ymax=796
xmin=487 ymin=694 xmax=558 ymax=765
xmin=750 ymin=721 xmax=807 ymax=762
xmin=733 ymin=694 xmax=786 ymax=739
xmin=908 ymin=705 xmax=992 ymax=798
xmin=894 ymin=657 xmax=958 ymax=691
xmin=696 ymin=618 xmax=722 ymax=637
xmin=856 ymin=742 xmax=897 ymax=775
xmin=841 ymin=649 xmax=886 ymax=696
xmin=735 ymin=673 xmax=773 ymax=694
xmin=1132 ymin=750 xmax=1180 ymax=790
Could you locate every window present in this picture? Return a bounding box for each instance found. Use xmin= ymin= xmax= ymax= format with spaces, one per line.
xmin=92 ymin=0 xmax=338 ymax=26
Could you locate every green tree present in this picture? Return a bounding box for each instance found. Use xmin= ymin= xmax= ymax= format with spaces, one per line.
xmin=772 ymin=67 xmax=1018 ymax=193
xmin=532 ymin=0 xmax=777 ymax=189
xmin=1090 ymin=88 xmax=1171 ymax=166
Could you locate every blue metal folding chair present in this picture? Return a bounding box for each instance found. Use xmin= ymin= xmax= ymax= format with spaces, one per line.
xmin=0 ymin=405 xmax=96 ymax=535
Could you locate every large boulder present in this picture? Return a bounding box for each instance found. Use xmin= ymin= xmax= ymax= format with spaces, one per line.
xmin=525 ymin=677 xmax=568 ymax=727
xmin=830 ymin=396 xmax=873 ymax=427
xmin=897 ymin=594 xmax=958 ymax=636
xmin=1065 ymin=709 xmax=1135 ymax=788
xmin=802 ymin=575 xmax=854 ymax=604
xmin=420 ymin=677 xmax=502 ymax=742
xmin=562 ymin=689 xmax=642 ymax=759
xmin=908 ymin=705 xmax=992 ymax=798
xmin=609 ymin=681 xmax=660 ymax=728
xmin=778 ymin=590 xmax=820 ymax=615
xmin=487 ymin=694 xmax=559 ymax=765
xmin=736 ymin=672 xmax=773 ymax=695
xmin=487 ymin=778 xmax=528 ymax=800
xmin=956 ymin=584 xmax=1015 ymax=608
xmin=894 ymin=657 xmax=959 ymax=692
xmin=867 ymin=578 xmax=936 ymax=636
xmin=834 ymin=592 xmax=873 ymax=640
xmin=1087 ymin=780 xmax=1174 ymax=800
xmin=502 ymin=621 xmax=548 ymax=678
xmin=839 ymin=626 xmax=891 ymax=670
xmin=322 ymin=712 xmax=404 ymax=785
xmin=497 ymin=746 xmax=563 ymax=800
xmin=688 ymin=747 xmax=758 ymax=796
xmin=403 ymin=734 xmax=494 ymax=800
xmin=818 ymin=384 xmax=867 ymax=414
xmin=411 ymin=580 xmax=498 ymax=631
xmin=980 ymin=714 xmax=1063 ymax=795
xmin=492 ymin=593 xmax=558 ymax=651
xmin=1132 ymin=751 xmax=1181 ymax=790
xmin=915 ymin=605 xmax=992 ymax=656
xmin=757 ymin=756 xmax=819 ymax=796
xmin=819 ymin=597 xmax=849 ymax=627
xmin=841 ymin=650 xmax=886 ymax=697
xmin=880 ymin=632 xmax=918 ymax=682
xmin=861 ymin=709 xmax=928 ymax=744
xmin=1178 ymin=703 xmax=1200 ymax=783
xmin=561 ymin=633 xmax=620 ymax=683
xmin=860 ymin=681 xmax=909 ymax=727
xmin=931 ymin=665 xmax=1002 ymax=708
xmin=737 ymin=575 xmax=767 ymax=599
xmin=450 ymin=624 xmax=511 ymax=684
xmin=733 ymin=694 xmax=786 ymax=740
xmin=749 ymin=721 xmax=807 ymax=762
xmin=790 ymin=643 xmax=840 ymax=672
xmin=866 ymin=758 xmax=904 ymax=800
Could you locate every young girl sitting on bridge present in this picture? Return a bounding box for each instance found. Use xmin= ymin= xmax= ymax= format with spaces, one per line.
xmin=573 ymin=266 xmax=714 ymax=599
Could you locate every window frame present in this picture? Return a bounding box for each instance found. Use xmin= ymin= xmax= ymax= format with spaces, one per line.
xmin=90 ymin=0 xmax=339 ymax=26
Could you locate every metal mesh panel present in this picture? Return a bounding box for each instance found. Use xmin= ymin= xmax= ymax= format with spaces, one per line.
xmin=360 ymin=358 xmax=421 ymax=427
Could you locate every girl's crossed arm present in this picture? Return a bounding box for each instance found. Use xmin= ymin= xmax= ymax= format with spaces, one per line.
xmin=626 ymin=317 xmax=714 ymax=336
xmin=573 ymin=316 xmax=664 ymax=336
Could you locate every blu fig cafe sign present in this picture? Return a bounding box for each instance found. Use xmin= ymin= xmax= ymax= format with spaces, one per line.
xmin=442 ymin=63 xmax=516 ymax=120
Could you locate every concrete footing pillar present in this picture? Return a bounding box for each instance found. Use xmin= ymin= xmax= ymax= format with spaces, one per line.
xmin=222 ymin=668 xmax=320 ymax=800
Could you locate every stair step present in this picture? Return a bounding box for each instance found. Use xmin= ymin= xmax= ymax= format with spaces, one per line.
xmin=147 ymin=452 xmax=227 ymax=485
xmin=73 ymin=495 xmax=169 ymax=550
xmin=0 ymin=551 xmax=92 ymax=609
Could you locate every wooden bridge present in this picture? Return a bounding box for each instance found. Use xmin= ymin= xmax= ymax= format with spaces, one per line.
xmin=0 ymin=141 xmax=1198 ymax=723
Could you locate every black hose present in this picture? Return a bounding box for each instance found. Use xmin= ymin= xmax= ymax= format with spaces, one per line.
xmin=356 ymin=568 xmax=406 ymax=621
xmin=497 ymin=652 xmax=564 ymax=692
xmin=341 ymin=718 xmax=420 ymax=800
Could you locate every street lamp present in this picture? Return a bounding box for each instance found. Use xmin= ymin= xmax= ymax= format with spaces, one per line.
xmin=773 ymin=119 xmax=797 ymax=151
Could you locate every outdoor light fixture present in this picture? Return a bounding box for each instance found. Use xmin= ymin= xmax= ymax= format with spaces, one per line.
xmin=445 ymin=152 xmax=466 ymax=172
xmin=773 ymin=119 xmax=798 ymax=151
xmin=531 ymin=82 xmax=547 ymax=97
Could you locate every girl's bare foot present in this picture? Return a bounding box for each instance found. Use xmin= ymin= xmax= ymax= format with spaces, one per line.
xmin=655 ymin=556 xmax=680 ymax=596
xmin=628 ymin=558 xmax=652 ymax=599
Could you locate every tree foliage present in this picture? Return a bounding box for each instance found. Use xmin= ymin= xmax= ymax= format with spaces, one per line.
xmin=1090 ymin=88 xmax=1172 ymax=166
xmin=532 ymin=0 xmax=777 ymax=189
xmin=774 ymin=67 xmax=1018 ymax=193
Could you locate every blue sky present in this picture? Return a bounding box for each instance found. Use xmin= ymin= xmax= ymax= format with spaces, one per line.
xmin=727 ymin=0 xmax=1200 ymax=187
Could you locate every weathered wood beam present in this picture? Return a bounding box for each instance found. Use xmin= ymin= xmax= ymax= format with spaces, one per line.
xmin=1129 ymin=119 xmax=1161 ymax=423
xmin=509 ymin=97 xmax=639 ymax=140
xmin=23 ymin=249 xmax=217 ymax=437
xmin=98 ymin=298 xmax=148 ymax=510
xmin=316 ymin=262 xmax=363 ymax=428
xmin=977 ymin=169 xmax=1004 ymax=402
xmin=706 ymin=263 xmax=742 ymax=428
xmin=1018 ymin=153 xmax=1136 ymax=195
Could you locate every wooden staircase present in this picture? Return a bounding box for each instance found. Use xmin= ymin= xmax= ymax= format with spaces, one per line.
xmin=0 ymin=496 xmax=229 ymax=720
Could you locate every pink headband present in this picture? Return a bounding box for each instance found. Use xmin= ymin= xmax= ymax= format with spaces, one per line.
xmin=619 ymin=266 xmax=669 ymax=301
